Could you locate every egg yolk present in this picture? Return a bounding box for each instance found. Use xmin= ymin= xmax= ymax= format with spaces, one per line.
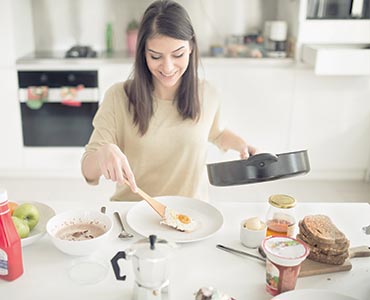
xmin=177 ymin=214 xmax=191 ymax=224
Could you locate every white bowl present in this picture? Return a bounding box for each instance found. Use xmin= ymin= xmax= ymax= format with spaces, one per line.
xmin=21 ymin=202 xmax=56 ymax=247
xmin=46 ymin=210 xmax=113 ymax=256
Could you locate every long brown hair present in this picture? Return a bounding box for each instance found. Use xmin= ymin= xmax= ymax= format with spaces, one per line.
xmin=124 ymin=0 xmax=200 ymax=135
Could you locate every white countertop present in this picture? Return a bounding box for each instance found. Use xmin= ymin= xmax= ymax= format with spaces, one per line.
xmin=15 ymin=52 xmax=295 ymax=69
xmin=1 ymin=201 xmax=370 ymax=300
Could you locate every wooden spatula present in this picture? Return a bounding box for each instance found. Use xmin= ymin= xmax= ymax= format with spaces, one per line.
xmin=123 ymin=178 xmax=166 ymax=218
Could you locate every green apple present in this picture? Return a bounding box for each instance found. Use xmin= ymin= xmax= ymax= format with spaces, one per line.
xmin=12 ymin=216 xmax=30 ymax=238
xmin=13 ymin=203 xmax=40 ymax=231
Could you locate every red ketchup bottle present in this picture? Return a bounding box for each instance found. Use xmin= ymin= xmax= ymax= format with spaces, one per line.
xmin=0 ymin=188 xmax=24 ymax=281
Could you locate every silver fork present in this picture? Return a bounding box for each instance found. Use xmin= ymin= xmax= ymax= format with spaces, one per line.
xmin=114 ymin=211 xmax=134 ymax=239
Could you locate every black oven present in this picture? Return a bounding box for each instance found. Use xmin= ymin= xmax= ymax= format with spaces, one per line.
xmin=18 ymin=70 xmax=99 ymax=147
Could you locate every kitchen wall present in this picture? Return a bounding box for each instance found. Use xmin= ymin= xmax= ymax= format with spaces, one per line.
xmin=30 ymin=0 xmax=278 ymax=54
xmin=201 ymin=60 xmax=370 ymax=181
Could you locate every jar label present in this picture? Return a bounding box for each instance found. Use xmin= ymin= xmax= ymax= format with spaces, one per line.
xmin=0 ymin=249 xmax=9 ymax=275
xmin=265 ymin=259 xmax=279 ymax=295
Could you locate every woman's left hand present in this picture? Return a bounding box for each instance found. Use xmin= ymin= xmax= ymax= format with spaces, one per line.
xmin=218 ymin=129 xmax=258 ymax=159
xmin=239 ymin=144 xmax=258 ymax=159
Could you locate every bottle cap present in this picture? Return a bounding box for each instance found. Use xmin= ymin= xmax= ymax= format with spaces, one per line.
xmin=0 ymin=188 xmax=8 ymax=203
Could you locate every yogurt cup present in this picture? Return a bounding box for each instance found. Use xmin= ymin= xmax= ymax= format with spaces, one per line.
xmin=261 ymin=236 xmax=309 ymax=296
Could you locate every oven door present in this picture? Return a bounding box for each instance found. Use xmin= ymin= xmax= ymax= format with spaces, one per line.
xmin=18 ymin=70 xmax=99 ymax=147
xmin=20 ymin=101 xmax=98 ymax=147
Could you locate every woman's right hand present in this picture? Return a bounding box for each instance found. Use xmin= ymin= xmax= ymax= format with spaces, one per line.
xmin=96 ymin=144 xmax=138 ymax=192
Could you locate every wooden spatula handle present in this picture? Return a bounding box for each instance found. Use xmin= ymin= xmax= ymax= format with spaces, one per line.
xmin=136 ymin=187 xmax=166 ymax=218
xmin=122 ymin=177 xmax=166 ymax=218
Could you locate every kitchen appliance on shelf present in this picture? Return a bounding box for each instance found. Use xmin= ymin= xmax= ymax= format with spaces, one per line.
xmin=65 ymin=45 xmax=97 ymax=58
xmin=264 ymin=21 xmax=288 ymax=58
xmin=18 ymin=70 xmax=99 ymax=147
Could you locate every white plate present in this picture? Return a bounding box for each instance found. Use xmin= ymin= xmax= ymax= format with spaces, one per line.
xmin=126 ymin=196 xmax=223 ymax=243
xmin=20 ymin=202 xmax=56 ymax=247
xmin=273 ymin=289 xmax=358 ymax=300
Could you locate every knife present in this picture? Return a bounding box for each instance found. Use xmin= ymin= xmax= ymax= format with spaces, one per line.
xmin=216 ymin=244 xmax=266 ymax=263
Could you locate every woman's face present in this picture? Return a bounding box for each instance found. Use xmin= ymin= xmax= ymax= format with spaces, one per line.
xmin=145 ymin=35 xmax=192 ymax=94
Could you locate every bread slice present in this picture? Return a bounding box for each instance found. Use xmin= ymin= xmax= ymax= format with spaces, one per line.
xmin=307 ymin=249 xmax=349 ymax=265
xmin=296 ymin=214 xmax=350 ymax=265
xmin=300 ymin=215 xmax=348 ymax=245
xmin=297 ymin=234 xmax=349 ymax=256
xmin=298 ymin=224 xmax=350 ymax=251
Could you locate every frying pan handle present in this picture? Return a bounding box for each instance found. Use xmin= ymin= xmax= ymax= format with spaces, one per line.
xmin=245 ymin=153 xmax=278 ymax=168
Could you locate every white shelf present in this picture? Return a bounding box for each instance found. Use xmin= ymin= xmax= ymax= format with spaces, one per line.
xmin=302 ymin=44 xmax=370 ymax=75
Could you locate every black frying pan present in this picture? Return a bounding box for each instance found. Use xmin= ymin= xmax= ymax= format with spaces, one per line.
xmin=207 ymin=150 xmax=310 ymax=186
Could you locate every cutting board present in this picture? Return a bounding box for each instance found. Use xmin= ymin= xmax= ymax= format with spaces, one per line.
xmin=299 ymin=246 xmax=370 ymax=277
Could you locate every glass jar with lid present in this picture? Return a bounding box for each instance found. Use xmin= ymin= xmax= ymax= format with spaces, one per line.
xmin=266 ymin=194 xmax=296 ymax=237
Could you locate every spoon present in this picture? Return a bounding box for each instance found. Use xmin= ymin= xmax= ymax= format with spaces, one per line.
xmin=114 ymin=211 xmax=134 ymax=239
xmin=216 ymin=244 xmax=266 ymax=263
xmin=258 ymin=245 xmax=267 ymax=258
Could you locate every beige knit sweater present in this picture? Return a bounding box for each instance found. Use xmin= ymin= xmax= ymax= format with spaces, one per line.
xmin=82 ymin=80 xmax=224 ymax=201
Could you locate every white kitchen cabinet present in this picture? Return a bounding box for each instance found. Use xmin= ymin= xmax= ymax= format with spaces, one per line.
xmin=202 ymin=59 xmax=370 ymax=180
xmin=0 ymin=0 xmax=27 ymax=171
xmin=0 ymin=1 xmax=16 ymax=67
xmin=202 ymin=59 xmax=296 ymax=160
xmin=289 ymin=69 xmax=370 ymax=179
xmin=302 ymin=44 xmax=370 ymax=75
xmin=279 ymin=0 xmax=370 ymax=75
xmin=0 ymin=68 xmax=23 ymax=170
xmin=0 ymin=0 xmax=34 ymax=67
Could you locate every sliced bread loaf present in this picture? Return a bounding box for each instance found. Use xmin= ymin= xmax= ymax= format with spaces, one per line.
xmin=300 ymin=215 xmax=348 ymax=245
xmin=298 ymin=221 xmax=350 ymax=250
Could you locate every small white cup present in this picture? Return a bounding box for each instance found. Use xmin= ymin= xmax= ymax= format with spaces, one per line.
xmin=240 ymin=217 xmax=267 ymax=248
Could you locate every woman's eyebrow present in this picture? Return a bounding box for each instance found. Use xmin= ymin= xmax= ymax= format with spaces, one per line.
xmin=148 ymin=46 xmax=185 ymax=54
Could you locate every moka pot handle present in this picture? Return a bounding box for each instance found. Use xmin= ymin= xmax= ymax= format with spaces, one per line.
xmin=111 ymin=251 xmax=127 ymax=281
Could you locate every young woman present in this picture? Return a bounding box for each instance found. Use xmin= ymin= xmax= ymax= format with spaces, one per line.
xmin=81 ymin=0 xmax=257 ymax=201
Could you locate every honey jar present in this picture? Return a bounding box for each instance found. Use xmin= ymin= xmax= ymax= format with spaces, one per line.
xmin=266 ymin=194 xmax=296 ymax=237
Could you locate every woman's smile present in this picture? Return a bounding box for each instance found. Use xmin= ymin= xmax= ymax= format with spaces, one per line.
xmin=145 ymin=35 xmax=191 ymax=97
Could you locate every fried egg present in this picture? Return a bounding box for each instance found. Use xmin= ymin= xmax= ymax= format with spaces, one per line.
xmin=160 ymin=207 xmax=197 ymax=232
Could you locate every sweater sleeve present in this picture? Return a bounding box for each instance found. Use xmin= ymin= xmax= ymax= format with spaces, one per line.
xmin=81 ymin=83 xmax=120 ymax=184
xmin=205 ymin=82 xmax=226 ymax=150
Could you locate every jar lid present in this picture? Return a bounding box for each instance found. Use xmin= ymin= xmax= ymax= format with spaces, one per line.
xmin=0 ymin=188 xmax=7 ymax=203
xmin=268 ymin=194 xmax=296 ymax=209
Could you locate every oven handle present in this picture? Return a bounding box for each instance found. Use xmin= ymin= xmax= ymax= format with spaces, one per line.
xmin=18 ymin=87 xmax=99 ymax=103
